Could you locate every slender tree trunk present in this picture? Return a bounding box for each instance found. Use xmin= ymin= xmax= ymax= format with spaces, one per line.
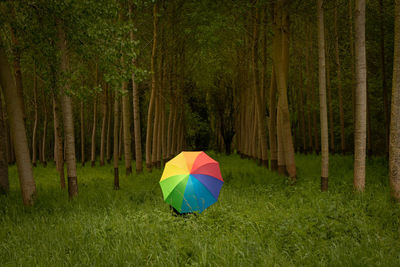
xmin=118 ymin=111 xmax=123 ymax=160
xmin=353 ymin=0 xmax=367 ymax=192
xmin=90 ymin=96 xmax=97 ymax=167
xmin=273 ymin=0 xmax=296 ymax=180
xmin=53 ymin=94 xmax=65 ymax=189
xmin=252 ymin=7 xmax=269 ymax=168
xmin=0 ymin=92 xmax=9 ymax=194
xmin=0 ymin=43 xmax=36 ymax=205
xmin=41 ymin=90 xmax=47 ymax=167
xmin=269 ymin=67 xmax=278 ymax=170
xmin=298 ymin=69 xmax=307 ymax=153
xmin=130 ymin=5 xmax=143 ymax=173
xmin=305 ymin=38 xmax=314 ymax=153
xmin=389 ymin=0 xmax=400 ymax=201
xmin=80 ymin=101 xmax=85 ymax=166
xmin=349 ymin=0 xmax=356 ymax=126
xmin=335 ymin=0 xmax=346 ymax=153
xmin=32 ymin=63 xmax=38 ymax=167
xmin=57 ymin=21 xmax=78 ymax=198
xmin=312 ymin=72 xmax=320 ymax=154
xmin=146 ymin=2 xmax=158 ymax=171
xmin=326 ymin=40 xmax=334 ymax=153
xmin=367 ymin=95 xmax=372 ymax=156
xmin=121 ymin=81 xmax=132 ymax=175
xmin=100 ymin=85 xmax=107 ymax=166
xmin=152 ymin=92 xmax=160 ymax=167
xmin=3 ymin=105 xmax=12 ymax=164
xmin=277 ymin=107 xmax=286 ymax=175
xmin=10 ymin=27 xmax=25 ymax=121
xmin=106 ymin=91 xmax=112 ymax=163
xmin=380 ymin=0 xmax=390 ymax=155
xmin=113 ymin=93 xmax=120 ymax=190
xmin=318 ymin=0 xmax=329 ymax=191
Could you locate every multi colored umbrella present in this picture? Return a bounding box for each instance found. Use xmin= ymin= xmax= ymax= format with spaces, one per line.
xmin=159 ymin=151 xmax=224 ymax=214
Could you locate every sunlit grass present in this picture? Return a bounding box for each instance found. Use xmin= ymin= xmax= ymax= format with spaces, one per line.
xmin=0 ymin=153 xmax=399 ymax=266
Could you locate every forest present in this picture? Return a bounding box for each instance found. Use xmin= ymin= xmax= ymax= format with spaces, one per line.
xmin=0 ymin=0 xmax=400 ymax=265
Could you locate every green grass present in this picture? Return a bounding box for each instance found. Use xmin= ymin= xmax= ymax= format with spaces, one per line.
xmin=0 ymin=153 xmax=399 ymax=266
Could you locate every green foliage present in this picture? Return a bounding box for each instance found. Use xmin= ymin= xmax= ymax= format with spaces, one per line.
xmin=0 ymin=154 xmax=399 ymax=265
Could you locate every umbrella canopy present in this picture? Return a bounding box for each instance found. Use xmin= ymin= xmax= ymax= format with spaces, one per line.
xmin=159 ymin=151 xmax=224 ymax=213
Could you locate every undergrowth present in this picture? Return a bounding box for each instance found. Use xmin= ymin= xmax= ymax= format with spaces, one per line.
xmin=0 ymin=153 xmax=399 ymax=266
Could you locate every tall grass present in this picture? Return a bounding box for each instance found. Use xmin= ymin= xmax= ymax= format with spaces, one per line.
xmin=0 ymin=153 xmax=399 ymax=266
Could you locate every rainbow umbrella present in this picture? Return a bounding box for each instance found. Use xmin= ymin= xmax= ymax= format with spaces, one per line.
xmin=159 ymin=151 xmax=224 ymax=214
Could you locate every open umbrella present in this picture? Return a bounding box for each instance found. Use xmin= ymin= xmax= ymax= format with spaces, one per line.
xmin=159 ymin=151 xmax=224 ymax=213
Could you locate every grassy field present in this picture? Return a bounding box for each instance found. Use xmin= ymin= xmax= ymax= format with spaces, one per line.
xmin=0 ymin=153 xmax=399 ymax=266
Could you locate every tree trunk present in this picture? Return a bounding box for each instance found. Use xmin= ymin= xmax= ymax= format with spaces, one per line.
xmin=106 ymin=91 xmax=112 ymax=163
xmin=80 ymin=100 xmax=85 ymax=166
xmin=146 ymin=2 xmax=158 ymax=171
xmin=269 ymin=67 xmax=278 ymax=170
xmin=90 ymin=96 xmax=97 ymax=167
xmin=100 ymin=85 xmax=107 ymax=166
xmin=252 ymin=7 xmax=269 ymax=168
xmin=298 ymin=69 xmax=307 ymax=153
xmin=334 ymin=0 xmax=346 ymax=153
xmin=121 ymin=81 xmax=132 ymax=175
xmin=380 ymin=0 xmax=390 ymax=155
xmin=353 ymin=0 xmax=367 ymax=192
xmin=130 ymin=5 xmax=143 ymax=173
xmin=389 ymin=0 xmax=400 ymax=201
xmin=41 ymin=86 xmax=48 ymax=167
xmin=57 ymin=21 xmax=78 ymax=198
xmin=349 ymin=0 xmax=356 ymax=127
xmin=32 ymin=63 xmax=38 ymax=167
xmin=53 ymin=94 xmax=65 ymax=189
xmin=118 ymin=112 xmax=123 ymax=160
xmin=10 ymin=26 xmax=25 ymax=121
xmin=0 ymin=92 xmax=9 ymax=194
xmin=306 ymin=30 xmax=316 ymax=154
xmin=326 ymin=39 xmax=334 ymax=153
xmin=0 ymin=43 xmax=36 ymax=205
xmin=113 ymin=93 xmax=120 ymax=190
xmin=318 ymin=0 xmax=329 ymax=191
xmin=273 ymin=0 xmax=296 ymax=180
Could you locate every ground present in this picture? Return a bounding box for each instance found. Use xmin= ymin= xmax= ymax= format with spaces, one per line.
xmin=0 ymin=153 xmax=399 ymax=266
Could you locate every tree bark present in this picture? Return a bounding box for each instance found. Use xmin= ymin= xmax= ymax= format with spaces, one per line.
xmin=130 ymin=5 xmax=143 ymax=173
xmin=0 ymin=92 xmax=9 ymax=194
xmin=53 ymin=94 xmax=65 ymax=189
xmin=298 ymin=68 xmax=307 ymax=153
xmin=118 ymin=112 xmax=123 ymax=160
xmin=121 ymin=81 xmax=132 ymax=175
xmin=146 ymin=2 xmax=158 ymax=171
xmin=335 ymin=0 xmax=346 ymax=153
xmin=41 ymin=86 xmax=48 ymax=167
xmin=10 ymin=26 xmax=25 ymax=121
xmin=380 ymin=0 xmax=390 ymax=155
xmin=90 ymin=96 xmax=97 ymax=167
xmin=390 ymin=0 xmax=400 ymax=201
xmin=113 ymin=93 xmax=120 ymax=190
xmin=326 ymin=39 xmax=334 ymax=153
xmin=353 ymin=0 xmax=367 ymax=192
xmin=57 ymin=21 xmax=78 ymax=198
xmin=80 ymin=100 xmax=85 ymax=166
xmin=273 ymin=0 xmax=296 ymax=180
xmin=0 ymin=43 xmax=36 ymax=205
xmin=269 ymin=67 xmax=278 ymax=170
xmin=349 ymin=0 xmax=356 ymax=127
xmin=100 ymin=85 xmax=107 ymax=166
xmin=252 ymin=7 xmax=269 ymax=168
xmin=318 ymin=0 xmax=329 ymax=191
xmin=32 ymin=63 xmax=38 ymax=167
xmin=106 ymin=91 xmax=112 ymax=163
